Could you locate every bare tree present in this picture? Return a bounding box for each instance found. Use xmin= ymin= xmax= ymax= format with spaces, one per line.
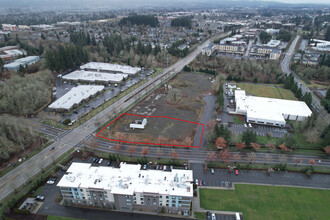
xmin=309 ymin=159 xmax=316 ymax=165
xmin=127 ymin=145 xmax=137 ymax=157
xmin=156 ymin=148 xmax=163 ymax=159
xmin=215 ymin=137 xmax=227 ymax=150
xmin=114 ymin=143 xmax=122 ymax=152
xmin=141 ymin=146 xmax=150 ymax=157
xmin=235 ymin=142 xmax=246 ymax=151
xmin=247 ymin=152 xmax=256 ymax=164
xmin=170 ymin=150 xmax=179 ymax=160
xmin=206 ymin=120 xmax=216 ymax=131
xmin=233 ymin=152 xmax=241 ymax=163
xmin=251 ymin=143 xmax=261 ymax=151
xmin=265 ymin=153 xmax=271 ymax=165
xmin=218 ymin=149 xmax=231 ymax=163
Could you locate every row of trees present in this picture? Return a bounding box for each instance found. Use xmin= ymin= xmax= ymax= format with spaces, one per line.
xmin=321 ymin=88 xmax=330 ymax=113
xmin=45 ymin=44 xmax=88 ymax=73
xmin=293 ymin=64 xmax=330 ymax=82
xmin=167 ymin=40 xmax=189 ymax=57
xmin=284 ymin=74 xmax=312 ymax=107
xmin=0 ymin=70 xmax=52 ymax=115
xmin=70 ymin=30 xmax=96 ymax=47
xmin=171 ymin=16 xmax=192 ymax=29
xmin=119 ymin=15 xmax=159 ymax=27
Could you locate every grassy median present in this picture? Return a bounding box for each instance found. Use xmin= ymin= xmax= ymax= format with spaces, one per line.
xmin=200 ymin=184 xmax=330 ymax=220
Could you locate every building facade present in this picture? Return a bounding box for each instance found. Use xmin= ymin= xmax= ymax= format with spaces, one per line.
xmin=57 ymin=163 xmax=193 ymax=215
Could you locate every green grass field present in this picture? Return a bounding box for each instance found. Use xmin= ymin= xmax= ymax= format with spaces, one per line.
xmin=200 ymin=185 xmax=330 ymax=220
xmin=237 ymin=83 xmax=297 ymax=100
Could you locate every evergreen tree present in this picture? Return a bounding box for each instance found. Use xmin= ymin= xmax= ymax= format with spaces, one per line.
xmin=301 ymin=92 xmax=312 ymax=107
xmin=295 ymin=87 xmax=302 ymax=99
xmin=241 ymin=129 xmax=257 ymax=148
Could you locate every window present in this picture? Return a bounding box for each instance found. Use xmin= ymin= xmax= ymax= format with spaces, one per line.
xmin=94 ymin=197 xmax=97 ymax=200
xmin=78 ymin=201 xmax=81 ymax=204
xmin=127 ymin=203 xmax=131 ymax=206
xmin=93 ymin=193 xmax=96 ymax=196
xmin=82 ymin=197 xmax=85 ymax=199
xmin=160 ymin=203 xmax=162 ymax=206
xmin=100 ymin=198 xmax=103 ymax=201
xmin=80 ymin=189 xmax=83 ymax=192
xmin=72 ymin=200 xmax=75 ymax=203
xmin=89 ymin=201 xmax=93 ymax=204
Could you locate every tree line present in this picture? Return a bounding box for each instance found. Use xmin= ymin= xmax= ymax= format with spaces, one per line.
xmin=167 ymin=40 xmax=189 ymax=57
xmin=171 ymin=16 xmax=192 ymax=29
xmin=284 ymin=74 xmax=312 ymax=107
xmin=45 ymin=44 xmax=88 ymax=73
xmin=321 ymin=88 xmax=330 ymax=113
xmin=119 ymin=15 xmax=159 ymax=27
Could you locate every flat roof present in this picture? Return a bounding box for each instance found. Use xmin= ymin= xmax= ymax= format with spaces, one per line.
xmin=57 ymin=162 xmax=193 ymax=197
xmin=80 ymin=62 xmax=141 ymax=75
xmin=235 ymin=90 xmax=312 ymax=121
xmin=62 ymin=70 xmax=127 ymax=83
xmin=49 ymin=85 xmax=104 ymax=110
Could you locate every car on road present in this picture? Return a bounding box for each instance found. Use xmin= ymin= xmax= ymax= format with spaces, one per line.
xmin=235 ymin=169 xmax=239 ymax=175
xmin=211 ymin=168 xmax=215 ymax=174
xmin=195 ymin=179 xmax=199 ymax=185
xmin=50 ymin=146 xmax=55 ymax=150
xmin=212 ymin=213 xmax=216 ymax=220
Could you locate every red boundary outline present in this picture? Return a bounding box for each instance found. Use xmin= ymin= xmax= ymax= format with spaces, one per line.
xmin=96 ymin=113 xmax=204 ymax=148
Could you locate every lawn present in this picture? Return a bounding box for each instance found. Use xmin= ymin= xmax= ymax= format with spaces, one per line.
xmin=233 ymin=115 xmax=244 ymax=124
xmin=194 ymin=212 xmax=206 ymax=220
xmin=200 ymin=185 xmax=330 ymax=220
xmin=237 ymin=83 xmax=297 ymax=100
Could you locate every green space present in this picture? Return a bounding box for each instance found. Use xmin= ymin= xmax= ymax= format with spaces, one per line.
xmin=194 ymin=212 xmax=206 ymax=220
xmin=237 ymin=83 xmax=297 ymax=100
xmin=47 ymin=216 xmax=80 ymax=220
xmin=233 ymin=116 xmax=244 ymax=124
xmin=200 ymin=185 xmax=330 ymax=220
xmin=256 ymin=135 xmax=280 ymax=145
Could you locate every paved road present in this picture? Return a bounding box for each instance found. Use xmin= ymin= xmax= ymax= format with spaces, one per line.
xmin=193 ymin=95 xmax=216 ymax=149
xmin=0 ymin=31 xmax=231 ymax=203
xmin=191 ymin=163 xmax=330 ymax=189
xmin=280 ymin=35 xmax=329 ymax=123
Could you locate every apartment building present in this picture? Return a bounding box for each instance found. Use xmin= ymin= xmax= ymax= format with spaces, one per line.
xmin=57 ymin=162 xmax=193 ymax=215
xmin=214 ymin=44 xmax=246 ymax=54
xmin=250 ymin=46 xmax=281 ymax=60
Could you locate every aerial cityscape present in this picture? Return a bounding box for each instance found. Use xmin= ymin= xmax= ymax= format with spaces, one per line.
xmin=0 ymin=0 xmax=329 ymax=219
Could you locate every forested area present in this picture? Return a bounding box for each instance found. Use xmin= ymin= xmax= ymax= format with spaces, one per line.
xmin=167 ymin=40 xmax=189 ymax=57
xmin=276 ymin=30 xmax=292 ymax=42
xmin=189 ymin=56 xmax=284 ymax=84
xmin=0 ymin=70 xmax=53 ymax=115
xmin=292 ymin=63 xmax=330 ymax=82
xmin=171 ymin=16 xmax=192 ymax=29
xmin=259 ymin=31 xmax=272 ymax=44
xmin=45 ymin=44 xmax=88 ymax=73
xmin=119 ymin=15 xmax=159 ymax=27
xmin=0 ymin=115 xmax=45 ymax=162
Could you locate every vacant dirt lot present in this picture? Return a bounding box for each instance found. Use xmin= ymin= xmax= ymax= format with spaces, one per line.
xmin=99 ymin=72 xmax=214 ymax=146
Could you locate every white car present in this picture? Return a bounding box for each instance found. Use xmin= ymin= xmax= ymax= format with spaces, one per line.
xmin=244 ymin=124 xmax=247 ymax=128
xmin=212 ymin=213 xmax=216 ymax=220
xmin=248 ymin=123 xmax=252 ymax=128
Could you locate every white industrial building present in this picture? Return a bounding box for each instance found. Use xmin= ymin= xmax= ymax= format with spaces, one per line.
xmin=62 ymin=70 xmax=128 ymax=84
xmin=49 ymin=85 xmax=104 ymax=111
xmin=80 ymin=62 xmax=141 ymax=75
xmin=3 ymin=56 xmax=39 ymax=71
xmin=57 ymin=162 xmax=193 ymax=213
xmin=130 ymin=118 xmax=148 ymax=129
xmin=235 ymin=90 xmax=312 ymax=127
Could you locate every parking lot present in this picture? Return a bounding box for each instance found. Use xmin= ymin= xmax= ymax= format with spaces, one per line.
xmin=191 ymin=163 xmax=330 ymax=189
xmin=46 ymin=70 xmax=154 ymax=123
xmin=229 ymin=123 xmax=288 ymax=138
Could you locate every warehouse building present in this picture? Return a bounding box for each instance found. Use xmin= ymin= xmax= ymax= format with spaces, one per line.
xmin=57 ymin=162 xmax=193 ymax=215
xmin=80 ymin=62 xmax=141 ymax=75
xmin=3 ymin=56 xmax=39 ymax=71
xmin=62 ymin=70 xmax=128 ymax=84
xmin=49 ymin=85 xmax=104 ymax=111
xmin=235 ymin=90 xmax=312 ymax=127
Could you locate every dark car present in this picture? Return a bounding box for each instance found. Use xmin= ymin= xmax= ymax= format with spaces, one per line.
xmin=107 ymin=161 xmax=111 ymax=166
xmin=50 ymin=146 xmax=55 ymax=150
xmin=203 ymin=180 xmax=206 ymax=186
xmin=206 ymin=211 xmax=211 ymax=220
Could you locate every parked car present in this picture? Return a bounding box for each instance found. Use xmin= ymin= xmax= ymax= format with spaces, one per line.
xmin=195 ymin=179 xmax=199 ymax=185
xmin=163 ymin=165 xmax=167 ymax=171
xmin=98 ymin=158 xmax=103 ymax=164
xmin=36 ymin=195 xmax=45 ymax=201
xmin=248 ymin=123 xmax=252 ymax=128
xmin=92 ymin=157 xmax=97 ymax=163
xmin=203 ymin=180 xmax=206 ymax=186
xmin=143 ymin=164 xmax=147 ymax=170
xmin=211 ymin=168 xmax=215 ymax=174
xmin=107 ymin=161 xmax=111 ymax=166
xmin=235 ymin=169 xmax=239 ymax=175
xmin=244 ymin=124 xmax=247 ymax=128
xmin=235 ymin=212 xmax=241 ymax=220
xmin=47 ymin=178 xmax=56 ymax=185
xmin=212 ymin=213 xmax=216 ymax=220
xmin=199 ymin=179 xmax=203 ymax=186
xmin=156 ymin=165 xmax=159 ymax=170
xmin=206 ymin=211 xmax=211 ymax=220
